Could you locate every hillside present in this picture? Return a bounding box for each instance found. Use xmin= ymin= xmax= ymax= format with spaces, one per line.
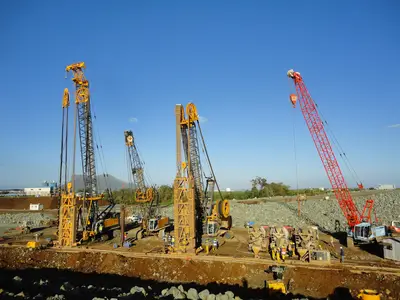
xmin=73 ymin=175 xmax=128 ymax=191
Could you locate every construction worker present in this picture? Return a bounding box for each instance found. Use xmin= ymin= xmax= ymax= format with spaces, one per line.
xmin=330 ymin=236 xmax=334 ymax=248
xmin=212 ymin=238 xmax=219 ymax=250
xmin=280 ymin=246 xmax=287 ymax=262
xmin=340 ymin=246 xmax=344 ymax=263
xmin=288 ymin=242 xmax=294 ymax=258
xmin=249 ymin=226 xmax=262 ymax=258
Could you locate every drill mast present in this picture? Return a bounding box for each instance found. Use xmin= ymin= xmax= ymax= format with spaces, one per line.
xmin=59 ymin=62 xmax=117 ymax=246
xmin=124 ymin=130 xmax=159 ymax=221
xmin=124 ymin=130 xmax=155 ymax=203
xmin=174 ymin=103 xmax=230 ymax=253
xmin=58 ymin=88 xmax=77 ymax=246
xmin=66 ymin=62 xmax=98 ymax=198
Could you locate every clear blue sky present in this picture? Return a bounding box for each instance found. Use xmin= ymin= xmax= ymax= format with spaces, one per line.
xmin=0 ymin=1 xmax=399 ymax=189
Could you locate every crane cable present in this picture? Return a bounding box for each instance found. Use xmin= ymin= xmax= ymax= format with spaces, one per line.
xmin=288 ymin=75 xmax=362 ymax=189
xmin=90 ymin=102 xmax=114 ymax=199
xmin=125 ymin=147 xmax=133 ymax=190
xmin=292 ymin=108 xmax=300 ymax=193
xmin=288 ymin=77 xmax=301 ymax=215
xmin=314 ymin=102 xmax=363 ymax=188
xmin=196 ymin=120 xmax=224 ymax=202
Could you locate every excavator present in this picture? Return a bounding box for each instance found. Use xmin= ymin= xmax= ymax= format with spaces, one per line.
xmin=173 ymin=103 xmax=232 ymax=253
xmin=58 ymin=62 xmax=120 ymax=246
xmin=287 ymin=69 xmax=386 ymax=245
xmin=124 ymin=130 xmax=170 ymax=239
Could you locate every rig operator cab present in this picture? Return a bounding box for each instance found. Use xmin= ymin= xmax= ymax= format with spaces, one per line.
xmin=352 ymin=222 xmax=387 ymax=244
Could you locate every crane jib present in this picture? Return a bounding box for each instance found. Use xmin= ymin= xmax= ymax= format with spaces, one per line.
xmin=288 ymin=70 xmax=375 ymax=229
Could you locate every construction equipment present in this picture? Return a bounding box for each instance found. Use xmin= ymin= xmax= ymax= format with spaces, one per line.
xmin=248 ymin=225 xmax=292 ymax=261
xmin=389 ymin=220 xmax=400 ymax=234
xmin=287 ymin=69 xmax=386 ymax=244
xmin=124 ymin=130 xmax=170 ymax=239
xmin=265 ymin=266 xmax=287 ymax=294
xmin=357 ymin=290 xmax=381 ymax=300
xmin=26 ymin=232 xmax=44 ymax=249
xmin=173 ymin=103 xmax=232 ymax=253
xmin=26 ymin=241 xmax=41 ymax=249
xmin=58 ymin=62 xmax=119 ymax=246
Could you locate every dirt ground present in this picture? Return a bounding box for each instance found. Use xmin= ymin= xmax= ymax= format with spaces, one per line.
xmin=1 ymin=225 xmax=400 ymax=299
xmin=0 ymin=197 xmax=58 ymax=210
xmin=0 ymin=246 xmax=399 ymax=299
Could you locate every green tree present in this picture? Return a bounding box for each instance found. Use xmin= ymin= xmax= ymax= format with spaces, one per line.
xmin=250 ymin=176 xmax=291 ymax=198
xmin=157 ymin=185 xmax=173 ymax=203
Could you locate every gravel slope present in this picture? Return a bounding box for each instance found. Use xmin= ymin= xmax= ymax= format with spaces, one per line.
xmin=158 ymin=191 xmax=400 ymax=232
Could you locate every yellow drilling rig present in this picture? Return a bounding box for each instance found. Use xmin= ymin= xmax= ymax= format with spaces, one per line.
xmin=58 ymin=62 xmax=119 ymax=246
xmin=124 ymin=130 xmax=170 ymax=239
xmin=173 ymin=103 xmax=232 ymax=253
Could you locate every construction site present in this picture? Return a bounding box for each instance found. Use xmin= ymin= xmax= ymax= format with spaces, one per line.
xmin=0 ymin=62 xmax=399 ymax=300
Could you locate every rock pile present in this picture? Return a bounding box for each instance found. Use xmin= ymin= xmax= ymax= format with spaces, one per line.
xmin=156 ymin=190 xmax=400 ymax=231
xmin=1 ymin=276 xmax=243 ymax=300
xmin=287 ymin=190 xmax=400 ymax=231
xmin=161 ymin=285 xmax=241 ymax=300
xmin=0 ymin=212 xmax=53 ymax=227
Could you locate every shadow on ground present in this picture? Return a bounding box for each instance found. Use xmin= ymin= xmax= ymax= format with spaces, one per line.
xmin=0 ymin=267 xmax=354 ymax=300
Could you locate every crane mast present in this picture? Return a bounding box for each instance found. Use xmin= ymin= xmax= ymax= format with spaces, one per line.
xmin=174 ymin=103 xmax=231 ymax=253
xmin=58 ymin=62 xmax=119 ymax=246
xmin=287 ymin=69 xmax=374 ymax=229
xmin=58 ymin=88 xmax=78 ymax=246
xmin=124 ymin=130 xmax=155 ymax=203
xmin=65 ymin=62 xmax=103 ymax=236
xmin=174 ymin=104 xmax=196 ymax=252
xmin=66 ymin=62 xmax=98 ymax=198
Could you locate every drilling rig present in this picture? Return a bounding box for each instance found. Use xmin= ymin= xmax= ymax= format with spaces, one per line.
xmin=287 ymin=69 xmax=386 ymax=244
xmin=58 ymin=62 xmax=119 ymax=246
xmin=173 ymin=103 xmax=232 ymax=253
xmin=124 ymin=130 xmax=170 ymax=239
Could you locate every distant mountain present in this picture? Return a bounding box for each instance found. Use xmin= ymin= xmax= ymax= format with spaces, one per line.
xmin=73 ymin=175 xmax=128 ymax=192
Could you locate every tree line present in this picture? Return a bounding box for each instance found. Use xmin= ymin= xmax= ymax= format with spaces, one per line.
xmin=102 ymin=176 xmax=363 ymax=205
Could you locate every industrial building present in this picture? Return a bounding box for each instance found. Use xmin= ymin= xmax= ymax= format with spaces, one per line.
xmin=376 ymin=184 xmax=396 ymax=190
xmin=24 ymin=187 xmax=51 ymax=197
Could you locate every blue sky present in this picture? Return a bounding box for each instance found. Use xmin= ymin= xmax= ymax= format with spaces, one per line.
xmin=0 ymin=1 xmax=399 ymax=189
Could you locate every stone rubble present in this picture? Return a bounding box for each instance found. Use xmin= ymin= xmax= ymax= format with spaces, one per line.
xmin=155 ymin=191 xmax=400 ymax=231
xmin=0 ymin=212 xmax=52 ymax=227
xmin=0 ymin=275 xmax=246 ymax=300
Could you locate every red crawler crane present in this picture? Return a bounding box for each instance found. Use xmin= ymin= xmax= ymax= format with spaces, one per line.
xmin=287 ymin=69 xmax=375 ymax=230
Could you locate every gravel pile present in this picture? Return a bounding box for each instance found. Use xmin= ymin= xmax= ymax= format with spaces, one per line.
xmin=286 ymin=190 xmax=400 ymax=232
xmin=0 ymin=213 xmax=53 ymax=227
xmin=154 ymin=191 xmax=400 ymax=232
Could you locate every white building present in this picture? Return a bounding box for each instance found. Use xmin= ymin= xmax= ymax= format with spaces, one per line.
xmin=30 ymin=203 xmax=44 ymax=210
xmin=376 ymin=184 xmax=396 ymax=190
xmin=24 ymin=187 xmax=51 ymax=197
